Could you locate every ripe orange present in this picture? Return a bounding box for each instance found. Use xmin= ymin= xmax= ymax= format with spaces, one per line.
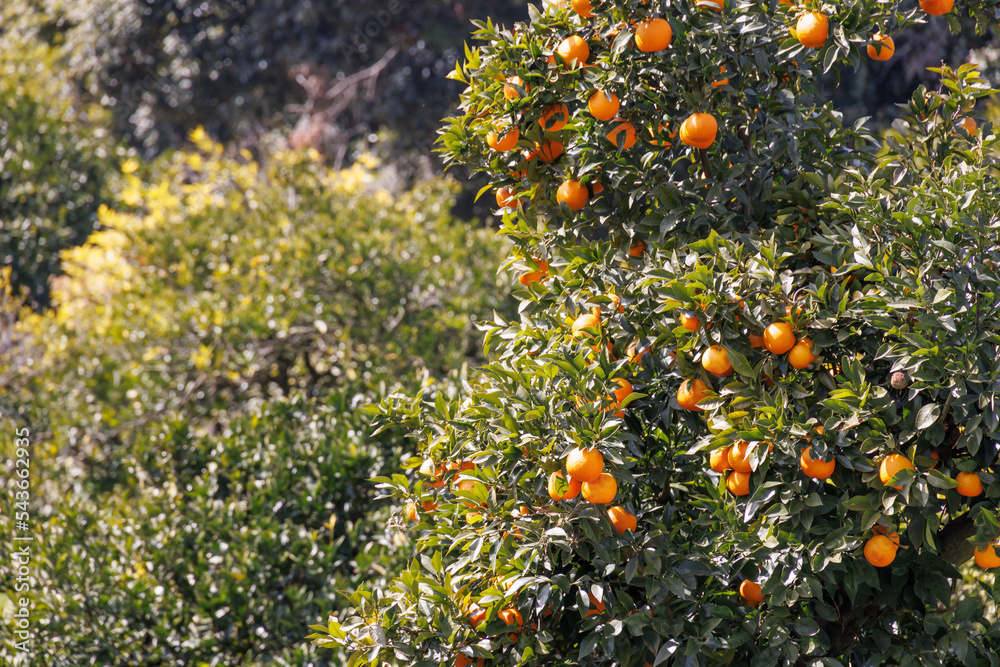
xmin=787 ymin=338 xmax=816 ymax=369
xmin=974 ymin=544 xmax=1000 ymax=568
xmin=763 ymin=321 xmax=796 ymax=354
xmin=959 ymin=117 xmax=977 ymax=134
xmin=710 ymin=445 xmax=733 ymax=473
xmin=608 ymin=293 xmax=625 ymax=314
xmin=699 ymin=0 xmax=724 ymax=11
xmin=582 ymin=472 xmax=617 ymax=503
xmin=556 ymin=35 xmax=590 ymax=67
xmin=421 ymin=499 xmax=438 ymax=512
xmin=518 ymin=258 xmax=549 ymax=286
xmin=701 ymin=345 xmax=734 ymax=377
xmin=571 ymin=0 xmax=595 ymax=18
xmin=539 ymin=104 xmax=570 ymax=132
xmin=584 ymin=593 xmax=606 ymax=617
xmin=487 ymin=127 xmax=519 ymax=151
xmin=629 ymin=239 xmax=647 ymax=257
xmin=739 ymin=580 xmax=765 ymax=607
xmin=455 ymin=654 xmax=485 ymax=667
xmin=799 ymin=446 xmax=835 ymax=480
xmin=627 ymin=339 xmax=651 ymax=365
xmin=680 ymin=313 xmax=700 ymax=330
xmin=572 ymin=312 xmax=601 ymax=338
xmin=648 ymin=123 xmax=676 ymax=147
xmin=679 ymin=113 xmax=718 ymax=149
xmin=496 ymin=186 xmax=518 ymax=209
xmin=405 ymin=501 xmax=418 ymax=521
xmin=748 ymin=333 xmax=765 ymax=348
xmin=534 ymin=138 xmax=564 ymax=162
xmin=587 ymin=90 xmax=620 ymax=120
xmin=728 ymin=441 xmax=754 ymax=473
xmin=795 ymin=12 xmax=828 ymax=48
xmin=608 ymin=378 xmax=633 ymax=416
xmin=468 ymin=606 xmax=487 ymax=628
xmin=864 ymin=534 xmax=897 ymax=567
xmin=867 ymin=34 xmax=894 ymax=60
xmin=955 ymin=471 xmax=983 ymax=497
xmin=548 ymin=470 xmax=582 ymax=500
xmin=919 ymin=0 xmax=954 ymax=15
xmin=711 ymin=65 xmax=729 ymax=88
xmin=872 ymin=525 xmax=900 ymax=546
xmin=677 ymin=378 xmax=708 ymax=411
xmin=606 ymin=120 xmax=637 ymax=149
xmin=419 ymin=457 xmax=445 ymax=487
xmin=504 ymin=75 xmax=529 ymax=100
xmin=726 ymin=470 xmax=750 ymax=496
xmin=635 ymin=17 xmax=672 ymax=52
xmin=608 ymin=505 xmax=637 ymax=534
xmin=557 ymin=179 xmax=589 ymax=210
xmin=567 ymin=447 xmax=604 ymax=482
xmin=879 ymin=453 xmax=915 ymax=489
xmin=499 ymin=607 xmax=524 ymax=640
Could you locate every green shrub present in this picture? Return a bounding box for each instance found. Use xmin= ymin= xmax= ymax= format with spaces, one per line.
xmin=0 ymin=35 xmax=117 ymax=309
xmin=0 ymin=136 xmax=510 ymax=665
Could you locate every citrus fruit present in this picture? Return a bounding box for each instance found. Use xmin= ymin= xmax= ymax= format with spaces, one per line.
xmin=726 ymin=470 xmax=751 ymax=496
xmin=711 ymin=65 xmax=729 ymax=88
xmin=496 ymin=186 xmax=517 ymax=209
xmin=974 ymin=544 xmax=1000 ymax=568
xmin=606 ymin=119 xmax=637 ymax=149
xmin=679 ymin=113 xmax=718 ymax=149
xmin=518 ymin=258 xmax=549 ymax=285
xmin=487 ymin=127 xmax=519 ymax=151
xmin=763 ymin=321 xmax=796 ymax=354
xmin=608 ymin=505 xmax=637 ymax=533
xmin=468 ymin=606 xmax=487 ymax=628
xmin=571 ymin=0 xmax=595 ymax=18
xmin=504 ymin=75 xmax=528 ymax=100
xmin=701 ymin=345 xmax=734 ymax=377
xmin=539 ymin=104 xmax=570 ymax=132
xmin=648 ymin=123 xmax=676 ymax=147
xmin=587 ymin=90 xmax=620 ymax=120
xmin=571 ymin=311 xmax=600 ymax=337
xmin=872 ymin=525 xmax=900 ymax=546
xmin=919 ymin=0 xmax=954 ymax=15
xmin=955 ymin=471 xmax=983 ymax=497
xmin=795 ymin=12 xmax=829 ymax=48
xmin=405 ymin=501 xmax=418 ymax=521
xmin=629 ymin=239 xmax=647 ymax=257
xmin=677 ymin=378 xmax=708 ymax=411
xmin=557 ymin=179 xmax=589 ymax=210
xmin=548 ymin=470 xmax=582 ymax=500
xmin=499 ymin=607 xmax=524 ymax=640
xmin=728 ymin=441 xmax=754 ymax=473
xmin=710 ymin=445 xmax=733 ymax=473
xmin=608 ymin=378 xmax=633 ymax=416
xmin=799 ymin=446 xmax=835 ymax=479
xmin=455 ymin=654 xmax=485 ymax=667
xmin=867 ymin=33 xmax=894 ymax=60
xmin=788 ymin=338 xmax=816 ymax=369
xmin=419 ymin=457 xmax=445 ymax=487
xmin=534 ymin=138 xmax=564 ymax=162
xmin=739 ymin=580 xmax=765 ymax=607
xmin=582 ymin=472 xmax=617 ymax=503
xmin=634 ymin=18 xmax=672 ymax=52
xmin=879 ymin=453 xmax=915 ymax=489
xmin=680 ymin=313 xmax=700 ymax=330
xmin=556 ymin=35 xmax=590 ymax=67
xmin=627 ymin=339 xmax=651 ymax=364
xmin=748 ymin=333 xmax=764 ymax=348
xmin=699 ymin=0 xmax=724 ymax=11
xmin=567 ymin=447 xmax=604 ymax=482
xmin=864 ymin=534 xmax=897 ymax=567
xmin=959 ymin=117 xmax=977 ymax=134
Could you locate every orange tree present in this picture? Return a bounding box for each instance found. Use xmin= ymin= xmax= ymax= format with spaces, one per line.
xmin=311 ymin=1 xmax=1000 ymax=665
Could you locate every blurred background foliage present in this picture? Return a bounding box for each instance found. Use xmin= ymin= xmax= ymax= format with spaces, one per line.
xmin=0 ymin=137 xmax=510 ymax=665
xmin=0 ymin=0 xmax=997 ymax=663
